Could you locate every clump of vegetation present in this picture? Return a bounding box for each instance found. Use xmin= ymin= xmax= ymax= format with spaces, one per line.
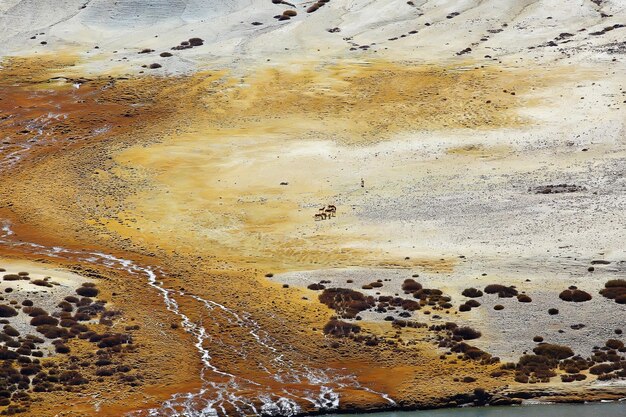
xmin=30 ymin=315 xmax=59 ymax=327
xmin=307 ymin=283 xmax=325 ymax=291
xmin=402 ymin=278 xmax=422 ymax=293
xmin=319 ymin=288 xmax=375 ymax=319
xmin=0 ymin=305 xmax=18 ymax=317
xmin=548 ymin=308 xmax=559 ymax=315
xmin=599 ymin=279 xmax=626 ymax=304
xmin=323 ymin=319 xmax=361 ymax=337
xmin=453 ymin=326 xmax=482 ymax=340
xmin=493 ymin=304 xmax=504 ymax=311
xmin=532 ymin=343 xmax=574 ymax=360
xmin=517 ymin=294 xmax=532 ymax=303
xmin=484 ymin=284 xmax=518 ymax=298
xmin=2 ymin=274 xmax=20 ymax=281
xmin=559 ymin=288 xmax=592 ymax=302
xmin=76 ymin=283 xmax=99 ymax=298
xmin=462 ymin=287 xmax=483 ymax=298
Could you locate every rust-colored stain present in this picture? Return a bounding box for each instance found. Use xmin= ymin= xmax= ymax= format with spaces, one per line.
xmin=0 ymin=55 xmax=566 ymax=415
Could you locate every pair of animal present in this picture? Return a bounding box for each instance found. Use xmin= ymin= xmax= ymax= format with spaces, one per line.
xmin=314 ymin=205 xmax=336 ymax=220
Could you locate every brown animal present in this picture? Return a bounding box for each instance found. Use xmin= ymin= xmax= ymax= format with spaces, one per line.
xmin=325 ymin=205 xmax=336 ymax=217
xmin=314 ymin=213 xmax=327 ymax=221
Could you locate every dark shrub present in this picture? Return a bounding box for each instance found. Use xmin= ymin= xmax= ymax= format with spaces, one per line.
xmin=160 ymin=52 xmax=173 ymax=57
xmin=323 ymin=319 xmax=360 ymax=337
xmin=59 ymin=371 xmax=87 ymax=385
xmin=462 ymin=376 xmax=476 ymax=383
xmin=30 ymin=315 xmax=59 ymax=326
xmin=97 ymin=334 xmax=130 ymax=348
xmin=493 ymin=304 xmax=504 ymax=310
xmin=55 ymin=344 xmax=70 ymax=354
xmin=21 ymin=300 xmax=33 ymax=307
xmin=59 ymin=319 xmax=76 ymax=328
xmin=3 ymin=326 xmax=19 ymax=337
xmin=532 ymin=343 xmax=574 ymax=360
xmin=465 ymin=300 xmax=481 ymax=308
xmin=606 ymin=339 xmax=624 ymax=350
xmin=188 ymin=37 xmax=204 ymax=46
xmin=307 ymin=283 xmax=325 ymax=291
xmin=589 ymin=363 xmax=615 ymax=375
xmin=548 ymin=308 xmax=559 ymax=315
xmin=319 ymin=288 xmax=374 ymax=318
xmin=484 ymin=284 xmax=518 ymax=298
xmin=0 ymin=305 xmax=17 ymax=317
xmin=27 ymin=307 xmax=48 ymax=317
xmin=36 ymin=325 xmax=69 ymax=339
xmin=402 ymin=279 xmax=422 ymax=292
xmin=76 ymin=286 xmax=99 ymax=297
xmin=559 ymin=289 xmax=591 ymax=302
xmin=31 ymin=279 xmax=52 ymax=287
xmin=517 ymin=294 xmax=532 ymax=303
xmin=453 ymin=326 xmax=482 ymax=340
xmin=462 ymin=288 xmax=483 ymax=298
xmin=533 ymin=336 xmax=544 ymax=343
xmin=58 ymin=301 xmax=73 ymax=312
xmin=95 ymin=367 xmax=115 ymax=377
xmin=605 ymin=279 xmax=626 ymax=288
xmin=64 ymin=296 xmax=79 ymax=304
xmin=3 ymin=274 xmax=20 ymax=281
xmin=401 ymin=299 xmax=420 ymax=311
xmin=459 ymin=304 xmax=471 ymax=312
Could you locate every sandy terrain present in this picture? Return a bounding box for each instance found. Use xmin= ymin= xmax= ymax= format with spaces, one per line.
xmin=0 ymin=0 xmax=624 ymax=416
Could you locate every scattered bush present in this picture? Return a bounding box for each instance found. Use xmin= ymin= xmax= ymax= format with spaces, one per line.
xmin=484 ymin=284 xmax=518 ymax=298
xmin=533 ymin=336 xmax=544 ymax=343
xmin=462 ymin=287 xmax=483 ymax=298
xmin=3 ymin=274 xmax=20 ymax=281
xmin=402 ymin=279 xmax=422 ymax=292
xmin=54 ymin=344 xmax=70 ymax=354
xmin=30 ymin=315 xmax=59 ymax=326
xmin=548 ymin=308 xmax=559 ymax=315
xmin=600 ymin=279 xmax=626 ymax=304
xmin=606 ymin=339 xmax=624 ymax=350
xmin=0 ymin=305 xmax=18 ymax=317
xmin=59 ymin=371 xmax=88 ymax=385
xmin=517 ymin=294 xmax=532 ymax=303
xmin=27 ymin=308 xmax=47 ymax=317
xmin=453 ymin=326 xmax=482 ymax=340
xmin=76 ymin=285 xmax=99 ymax=297
xmin=3 ymin=326 xmax=19 ymax=337
xmin=323 ymin=319 xmax=360 ymax=337
xmin=532 ymin=343 xmax=574 ymax=360
xmin=559 ymin=289 xmax=592 ymax=302
xmin=319 ymin=288 xmax=374 ymax=319
xmin=493 ymin=304 xmax=504 ymax=311
xmin=307 ymin=283 xmax=325 ymax=291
